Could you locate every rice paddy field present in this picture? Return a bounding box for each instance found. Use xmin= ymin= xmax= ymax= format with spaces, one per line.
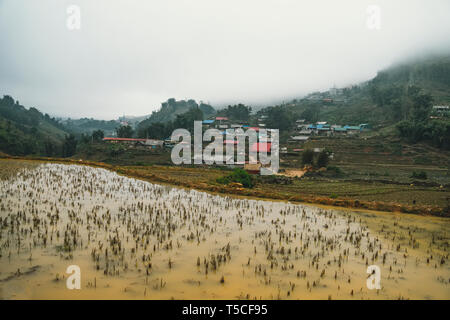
xmin=0 ymin=159 xmax=448 ymax=300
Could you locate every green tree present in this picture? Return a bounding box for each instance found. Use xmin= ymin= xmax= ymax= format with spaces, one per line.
xmin=265 ymin=106 xmax=294 ymax=132
xmin=219 ymin=104 xmax=252 ymax=122
xmin=44 ymin=139 xmax=55 ymax=157
xmin=316 ymin=150 xmax=330 ymax=168
xmin=216 ymin=168 xmax=254 ymax=188
xmin=302 ymin=149 xmax=314 ymax=166
xmin=410 ymin=91 xmax=433 ymax=122
xmin=116 ymin=125 xmax=134 ymax=138
xmin=173 ymin=107 xmax=203 ymax=132
xmin=92 ymin=129 xmax=104 ymax=142
xmin=62 ymin=134 xmax=77 ymax=157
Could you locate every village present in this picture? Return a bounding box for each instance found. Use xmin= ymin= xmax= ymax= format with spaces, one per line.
xmin=101 ymin=115 xmax=373 ymax=175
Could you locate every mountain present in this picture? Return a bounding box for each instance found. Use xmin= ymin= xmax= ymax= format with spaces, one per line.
xmin=0 ymin=95 xmax=70 ymax=156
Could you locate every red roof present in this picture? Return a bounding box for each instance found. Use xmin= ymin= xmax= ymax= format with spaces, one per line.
xmin=215 ymin=117 xmax=228 ymax=121
xmin=250 ymin=142 xmax=271 ymax=153
xmin=103 ymin=137 xmax=146 ymax=142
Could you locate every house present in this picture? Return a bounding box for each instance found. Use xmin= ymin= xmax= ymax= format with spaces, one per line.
xmin=215 ymin=117 xmax=229 ymax=129
xmin=297 ymin=129 xmax=313 ymax=135
xmin=359 ymin=123 xmax=371 ymax=131
xmin=103 ymin=137 xmax=147 ymax=144
xmin=290 ymin=135 xmax=309 ymax=142
xmin=344 ymin=125 xmax=361 ymax=131
xmin=432 ymin=105 xmax=449 ymax=112
xmin=344 ymin=125 xmax=361 ymax=135
xmin=317 ymin=127 xmax=331 ymax=136
xmin=202 ymin=119 xmax=215 ymax=128
xmin=144 ymin=139 xmax=164 ymax=148
xmin=333 ymin=127 xmax=348 ymax=135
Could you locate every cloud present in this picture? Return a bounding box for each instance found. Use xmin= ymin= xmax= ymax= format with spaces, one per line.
xmin=0 ymin=0 xmax=449 ymax=119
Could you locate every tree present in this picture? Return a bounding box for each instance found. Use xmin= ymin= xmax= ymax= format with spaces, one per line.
xmin=316 ymin=150 xmax=330 ymax=168
xmin=301 ymin=105 xmax=320 ymax=123
xmin=142 ymin=122 xmax=171 ymax=140
xmin=219 ymin=104 xmax=252 ymax=121
xmin=80 ymin=133 xmax=90 ymax=144
xmin=63 ymin=134 xmax=77 ymax=157
xmin=301 ymin=149 xmax=314 ymax=166
xmin=410 ymin=91 xmax=432 ymax=122
xmin=92 ymin=129 xmax=104 ymax=142
xmin=116 ymin=125 xmax=134 ymax=138
xmin=173 ymin=107 xmax=203 ymax=132
xmin=265 ymin=106 xmax=294 ymax=132
xmin=44 ymin=139 xmax=55 ymax=157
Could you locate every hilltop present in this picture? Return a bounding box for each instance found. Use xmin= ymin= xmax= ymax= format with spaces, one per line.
xmin=137 ymin=98 xmax=215 ymax=129
xmin=0 ymin=95 xmax=70 ymax=156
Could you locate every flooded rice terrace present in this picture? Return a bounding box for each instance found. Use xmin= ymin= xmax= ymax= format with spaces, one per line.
xmin=0 ymin=160 xmax=448 ymax=300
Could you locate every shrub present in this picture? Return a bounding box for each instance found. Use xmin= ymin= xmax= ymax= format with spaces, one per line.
xmin=257 ymin=175 xmax=293 ymax=185
xmin=410 ymin=171 xmax=427 ymax=180
xmin=326 ymin=166 xmax=343 ymax=177
xmin=216 ymin=168 xmax=254 ymax=188
xmin=316 ymin=150 xmax=329 ymax=168
xmin=301 ymin=149 xmax=314 ymax=165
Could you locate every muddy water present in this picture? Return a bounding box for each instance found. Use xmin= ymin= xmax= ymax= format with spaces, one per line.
xmin=0 ymin=160 xmax=448 ymax=300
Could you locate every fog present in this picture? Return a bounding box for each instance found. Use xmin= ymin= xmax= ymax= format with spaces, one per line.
xmin=0 ymin=0 xmax=449 ymax=119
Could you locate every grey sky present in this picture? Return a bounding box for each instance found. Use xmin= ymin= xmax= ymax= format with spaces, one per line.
xmin=0 ymin=0 xmax=449 ymax=119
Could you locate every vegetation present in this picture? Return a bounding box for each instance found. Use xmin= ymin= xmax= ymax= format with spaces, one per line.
xmin=138 ymin=106 xmax=205 ymax=138
xmin=137 ymin=98 xmax=215 ymax=133
xmin=61 ymin=118 xmax=119 ymax=136
xmin=216 ymin=168 xmax=254 ymax=188
xmin=216 ymin=104 xmax=251 ymax=122
xmin=0 ymin=95 xmax=68 ymax=156
xmin=301 ymin=149 xmax=314 ymax=166
xmin=62 ymin=134 xmax=77 ymax=157
xmin=411 ymin=171 xmax=427 ymax=180
xmin=316 ymin=150 xmax=330 ymax=168
xmin=116 ymin=125 xmax=134 ymax=138
xmin=263 ymin=106 xmax=294 ymax=132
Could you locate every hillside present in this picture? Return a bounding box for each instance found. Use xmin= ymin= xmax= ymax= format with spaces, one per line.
xmin=275 ymin=55 xmax=450 ymax=127
xmin=0 ymin=95 xmax=70 ymax=156
xmin=138 ymin=98 xmax=216 ymax=128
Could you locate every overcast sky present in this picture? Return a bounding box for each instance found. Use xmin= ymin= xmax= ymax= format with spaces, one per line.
xmin=0 ymin=0 xmax=449 ymax=119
